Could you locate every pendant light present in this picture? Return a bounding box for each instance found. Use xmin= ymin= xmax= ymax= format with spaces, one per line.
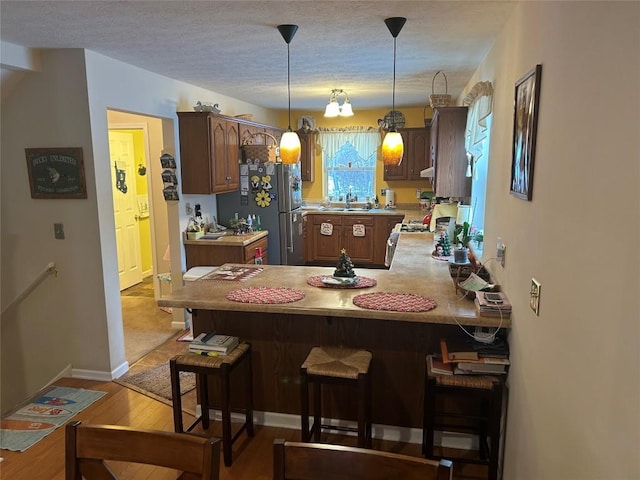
xmin=381 ymin=17 xmax=407 ymax=166
xmin=277 ymin=24 xmax=301 ymax=164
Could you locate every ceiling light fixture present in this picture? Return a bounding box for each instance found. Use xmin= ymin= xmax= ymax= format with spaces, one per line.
xmin=324 ymin=89 xmax=354 ymax=117
xmin=381 ymin=17 xmax=407 ymax=166
xmin=277 ymin=24 xmax=301 ymax=164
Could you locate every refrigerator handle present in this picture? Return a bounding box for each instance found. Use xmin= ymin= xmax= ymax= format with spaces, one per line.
xmin=288 ymin=218 xmax=294 ymax=253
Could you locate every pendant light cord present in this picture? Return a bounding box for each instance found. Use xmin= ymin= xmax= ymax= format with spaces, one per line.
xmin=287 ymin=43 xmax=292 ymax=131
xmin=392 ymin=37 xmax=397 ymax=120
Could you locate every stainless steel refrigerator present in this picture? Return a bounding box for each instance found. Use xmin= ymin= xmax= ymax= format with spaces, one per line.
xmin=216 ymin=162 xmax=304 ymax=265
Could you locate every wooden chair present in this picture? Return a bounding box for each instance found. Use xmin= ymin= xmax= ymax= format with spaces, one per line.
xmin=65 ymin=421 xmax=220 ymax=480
xmin=273 ymin=439 xmax=453 ymax=480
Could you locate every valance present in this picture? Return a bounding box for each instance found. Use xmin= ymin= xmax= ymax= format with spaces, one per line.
xmin=317 ymin=127 xmax=380 ymax=160
xmin=464 ymin=81 xmax=494 ymax=164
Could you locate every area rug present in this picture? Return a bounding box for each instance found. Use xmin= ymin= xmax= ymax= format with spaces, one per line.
xmin=0 ymin=386 xmax=106 ymax=452
xmin=115 ymin=363 xmax=196 ymax=406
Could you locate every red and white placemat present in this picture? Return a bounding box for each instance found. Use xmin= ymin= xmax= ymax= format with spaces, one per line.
xmin=352 ymin=292 xmax=437 ymax=312
xmin=226 ymin=287 xmax=305 ymax=304
xmin=200 ymin=265 xmax=263 ymax=282
xmin=306 ymin=275 xmax=377 ymax=289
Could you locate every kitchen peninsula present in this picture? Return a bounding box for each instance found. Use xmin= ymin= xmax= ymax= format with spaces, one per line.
xmin=160 ymin=231 xmax=509 ymax=430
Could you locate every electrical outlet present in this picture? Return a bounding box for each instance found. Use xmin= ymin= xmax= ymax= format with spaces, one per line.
xmin=380 ymin=188 xmax=386 ymax=196
xmin=185 ymin=202 xmax=193 ymax=216
xmin=416 ymin=188 xmax=421 ymax=199
xmin=530 ymin=278 xmax=541 ymax=315
xmin=54 ymin=223 xmax=65 ymax=240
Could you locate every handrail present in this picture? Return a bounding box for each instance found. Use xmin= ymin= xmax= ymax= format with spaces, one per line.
xmin=1 ymin=262 xmax=58 ymax=315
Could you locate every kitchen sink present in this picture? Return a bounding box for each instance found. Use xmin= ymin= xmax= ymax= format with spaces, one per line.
xmin=319 ymin=206 xmax=372 ymax=212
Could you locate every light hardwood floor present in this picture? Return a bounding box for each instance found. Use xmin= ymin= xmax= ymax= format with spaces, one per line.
xmin=1 ymin=376 xmax=486 ymax=479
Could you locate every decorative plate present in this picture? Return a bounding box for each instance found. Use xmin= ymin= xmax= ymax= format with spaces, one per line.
xmin=323 ymin=276 xmax=358 ymax=286
xmin=297 ymin=115 xmax=315 ymax=132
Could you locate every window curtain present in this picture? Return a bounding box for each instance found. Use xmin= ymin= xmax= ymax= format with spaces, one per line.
xmin=464 ymin=81 xmax=493 ymax=164
xmin=317 ymin=127 xmax=380 ymax=164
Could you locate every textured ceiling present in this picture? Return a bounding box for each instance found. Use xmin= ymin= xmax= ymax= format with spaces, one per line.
xmin=0 ymin=1 xmax=515 ymax=111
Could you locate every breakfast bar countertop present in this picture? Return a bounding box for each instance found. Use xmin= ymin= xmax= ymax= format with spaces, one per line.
xmin=160 ymin=231 xmax=508 ymax=328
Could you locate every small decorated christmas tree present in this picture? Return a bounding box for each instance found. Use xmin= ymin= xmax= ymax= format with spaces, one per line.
xmin=436 ymin=232 xmax=452 ymax=256
xmin=334 ymin=249 xmax=356 ymax=278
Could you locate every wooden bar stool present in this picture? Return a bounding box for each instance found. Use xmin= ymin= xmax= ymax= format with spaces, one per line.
xmin=170 ymin=342 xmax=254 ymax=467
xmin=300 ymin=346 xmax=372 ymax=448
xmin=422 ymin=355 xmax=507 ymax=480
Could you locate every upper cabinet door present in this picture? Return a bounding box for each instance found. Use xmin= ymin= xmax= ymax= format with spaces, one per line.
xmin=178 ymin=112 xmax=213 ymax=194
xmin=298 ymin=131 xmax=316 ymax=182
xmin=431 ymin=107 xmax=471 ymax=198
xmin=406 ymin=128 xmax=431 ymax=180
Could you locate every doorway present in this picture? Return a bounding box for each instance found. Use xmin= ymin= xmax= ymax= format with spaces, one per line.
xmin=108 ymin=117 xmax=180 ymax=364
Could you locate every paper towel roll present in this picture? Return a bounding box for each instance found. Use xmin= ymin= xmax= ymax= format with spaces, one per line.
xmin=386 ymin=189 xmax=395 ymax=206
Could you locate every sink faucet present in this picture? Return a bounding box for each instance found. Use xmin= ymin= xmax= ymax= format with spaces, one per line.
xmin=345 ymin=192 xmax=352 ymax=209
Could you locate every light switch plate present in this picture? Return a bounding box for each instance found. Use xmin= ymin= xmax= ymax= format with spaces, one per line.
xmin=530 ymin=278 xmax=541 ymax=315
xmin=54 ymin=223 xmax=65 ymax=240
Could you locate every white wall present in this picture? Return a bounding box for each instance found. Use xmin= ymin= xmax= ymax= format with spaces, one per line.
xmin=1 ymin=46 xmax=279 ymax=412
xmin=465 ymin=2 xmax=639 ymax=478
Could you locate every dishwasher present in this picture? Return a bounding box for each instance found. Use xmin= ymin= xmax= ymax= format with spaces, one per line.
xmin=385 ymin=231 xmax=400 ymax=267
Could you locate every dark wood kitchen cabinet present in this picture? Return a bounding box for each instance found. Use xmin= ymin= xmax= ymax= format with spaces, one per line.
xmin=184 ymin=234 xmax=268 ymax=269
xmin=305 ymin=213 xmax=404 ymax=268
xmin=383 ymin=127 xmax=430 ymax=181
xmin=298 ymin=130 xmax=316 ymax=182
xmin=178 ymin=112 xmax=240 ymax=194
xmin=308 ymin=215 xmax=343 ymax=263
xmin=430 ymin=107 xmax=471 ymax=198
xmin=343 ymin=216 xmax=376 ymax=264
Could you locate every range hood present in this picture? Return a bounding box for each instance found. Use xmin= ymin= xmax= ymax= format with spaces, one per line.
xmin=420 ymin=167 xmax=434 ymax=178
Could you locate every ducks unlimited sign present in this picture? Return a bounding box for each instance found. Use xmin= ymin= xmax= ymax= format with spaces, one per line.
xmin=25 ymin=147 xmax=87 ymax=199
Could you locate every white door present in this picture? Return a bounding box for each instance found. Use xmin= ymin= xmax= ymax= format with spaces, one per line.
xmin=109 ymin=130 xmax=143 ymax=290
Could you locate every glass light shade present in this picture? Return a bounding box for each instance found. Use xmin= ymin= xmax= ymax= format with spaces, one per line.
xmin=381 ymin=131 xmax=404 ymax=166
xmin=324 ymin=100 xmax=340 ymax=117
xmin=340 ymin=101 xmax=354 ymax=116
xmin=280 ymin=131 xmax=301 ymax=164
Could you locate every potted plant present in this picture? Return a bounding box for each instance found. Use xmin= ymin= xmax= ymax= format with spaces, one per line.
xmin=453 ymin=221 xmax=472 ymax=264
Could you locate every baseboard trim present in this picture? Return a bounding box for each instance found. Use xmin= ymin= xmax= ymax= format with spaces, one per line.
xmin=206 ymin=409 xmax=475 ymax=449
xmin=72 ymin=361 xmax=129 ymax=382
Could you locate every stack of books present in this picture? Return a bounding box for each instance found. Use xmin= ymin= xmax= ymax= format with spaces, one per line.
xmin=428 ymin=336 xmax=510 ymax=375
xmin=189 ymin=332 xmax=239 ymax=356
xmin=474 ymin=291 xmax=512 ymax=318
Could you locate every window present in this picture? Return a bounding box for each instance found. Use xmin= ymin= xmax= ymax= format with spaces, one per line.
xmin=318 ymin=128 xmax=380 ymax=201
xmin=464 ymin=81 xmax=494 ymax=254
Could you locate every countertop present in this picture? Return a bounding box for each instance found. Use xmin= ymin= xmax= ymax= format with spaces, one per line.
xmin=162 ymin=229 xmax=508 ymax=328
xmin=183 ymin=230 xmax=268 ymax=247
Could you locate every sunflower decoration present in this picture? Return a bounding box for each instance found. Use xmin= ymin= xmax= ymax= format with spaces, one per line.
xmin=255 ymin=190 xmax=271 ymax=207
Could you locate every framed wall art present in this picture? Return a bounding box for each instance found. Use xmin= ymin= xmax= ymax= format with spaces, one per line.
xmin=510 ymin=64 xmax=542 ymax=201
xmin=25 ymin=147 xmax=87 ymax=199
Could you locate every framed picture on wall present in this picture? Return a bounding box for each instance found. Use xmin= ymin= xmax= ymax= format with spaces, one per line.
xmin=25 ymin=147 xmax=87 ymax=199
xmin=510 ymin=64 xmax=542 ymax=201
